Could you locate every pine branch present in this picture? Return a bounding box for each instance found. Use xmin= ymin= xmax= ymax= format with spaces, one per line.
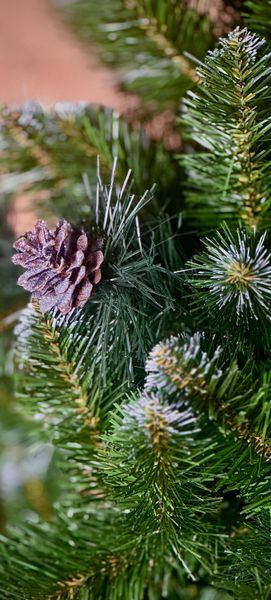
xmin=62 ymin=0 xmax=214 ymax=108
xmin=0 ymin=196 xmax=26 ymax=318
xmin=6 ymin=327 xmax=221 ymax=598
xmin=247 ymin=369 xmax=271 ymax=444
xmin=188 ymin=225 xmax=271 ymax=343
xmin=0 ymin=511 xmax=116 ymax=599
xmin=180 ymin=27 xmax=271 ymax=229
xmin=48 ymin=546 xmax=194 ymax=600
xmin=244 ymin=0 xmax=271 ymax=40
xmin=145 ymin=334 xmax=271 ymax=516
xmin=214 ymin=514 xmax=271 ymax=599
xmin=62 ymin=0 xmax=240 ymax=110
xmin=15 ymin=303 xmax=102 ymax=451
xmin=42 ymin=166 xmax=183 ymax=387
xmin=96 ymin=392 xmax=221 ymax=581
xmin=0 ymin=103 xmax=181 ymax=220
xmin=123 ymin=0 xmax=200 ymax=81
xmin=146 ymin=333 xmax=271 ymax=462
xmin=13 ymin=165 xmax=183 ymax=447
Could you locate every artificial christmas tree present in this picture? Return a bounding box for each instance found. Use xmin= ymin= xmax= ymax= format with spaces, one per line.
xmin=1 ymin=2 xmax=271 ymax=599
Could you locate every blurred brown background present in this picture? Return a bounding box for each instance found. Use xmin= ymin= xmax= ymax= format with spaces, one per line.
xmin=0 ymin=0 xmax=125 ymax=108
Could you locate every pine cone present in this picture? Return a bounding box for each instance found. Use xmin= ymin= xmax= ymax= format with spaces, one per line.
xmin=12 ymin=220 xmax=103 ymax=314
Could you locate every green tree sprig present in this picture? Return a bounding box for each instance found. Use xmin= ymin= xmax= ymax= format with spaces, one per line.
xmin=181 ymin=27 xmax=271 ymax=229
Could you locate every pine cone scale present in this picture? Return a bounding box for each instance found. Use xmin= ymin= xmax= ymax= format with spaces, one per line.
xmin=53 ymin=278 xmax=71 ymax=295
xmin=68 ymin=250 xmax=85 ymax=270
xmin=75 ymin=280 xmax=93 ymax=308
xmin=57 ymin=288 xmax=75 ymax=314
xmin=92 ymin=268 xmax=102 ymax=285
xmin=39 ymin=293 xmax=60 ymax=314
xmin=17 ymin=268 xmax=56 ymax=293
xmin=76 ymin=233 xmax=88 ymax=252
xmin=87 ymin=249 xmax=104 ymax=269
xmin=12 ymin=254 xmax=46 ymax=269
xmin=69 ymin=265 xmax=86 ymax=287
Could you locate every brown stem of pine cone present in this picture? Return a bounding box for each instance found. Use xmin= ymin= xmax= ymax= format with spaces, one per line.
xmin=12 ymin=219 xmax=103 ymax=314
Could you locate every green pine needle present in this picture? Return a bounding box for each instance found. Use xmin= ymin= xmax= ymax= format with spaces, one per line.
xmin=245 ymin=0 xmax=271 ymax=40
xmin=98 ymin=391 xmax=220 ymax=576
xmin=146 ymin=332 xmax=271 ymax=462
xmin=188 ymin=225 xmax=271 ymax=331
xmin=180 ymin=27 xmax=271 ymax=229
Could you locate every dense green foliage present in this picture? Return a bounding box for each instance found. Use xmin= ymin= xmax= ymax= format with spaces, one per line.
xmin=180 ymin=27 xmax=271 ymax=229
xmin=61 ymin=0 xmax=214 ymax=108
xmin=188 ymin=226 xmax=271 ymax=344
xmin=0 ymin=103 xmax=182 ymax=218
xmin=245 ymin=0 xmax=271 ymax=39
xmin=1 ymin=2 xmax=271 ymax=599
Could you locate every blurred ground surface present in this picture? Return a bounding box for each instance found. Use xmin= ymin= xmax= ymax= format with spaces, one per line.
xmin=0 ymin=0 xmax=128 ymax=107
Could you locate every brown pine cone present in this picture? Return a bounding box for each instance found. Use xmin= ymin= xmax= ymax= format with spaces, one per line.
xmin=12 ymin=219 xmax=103 ymax=314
